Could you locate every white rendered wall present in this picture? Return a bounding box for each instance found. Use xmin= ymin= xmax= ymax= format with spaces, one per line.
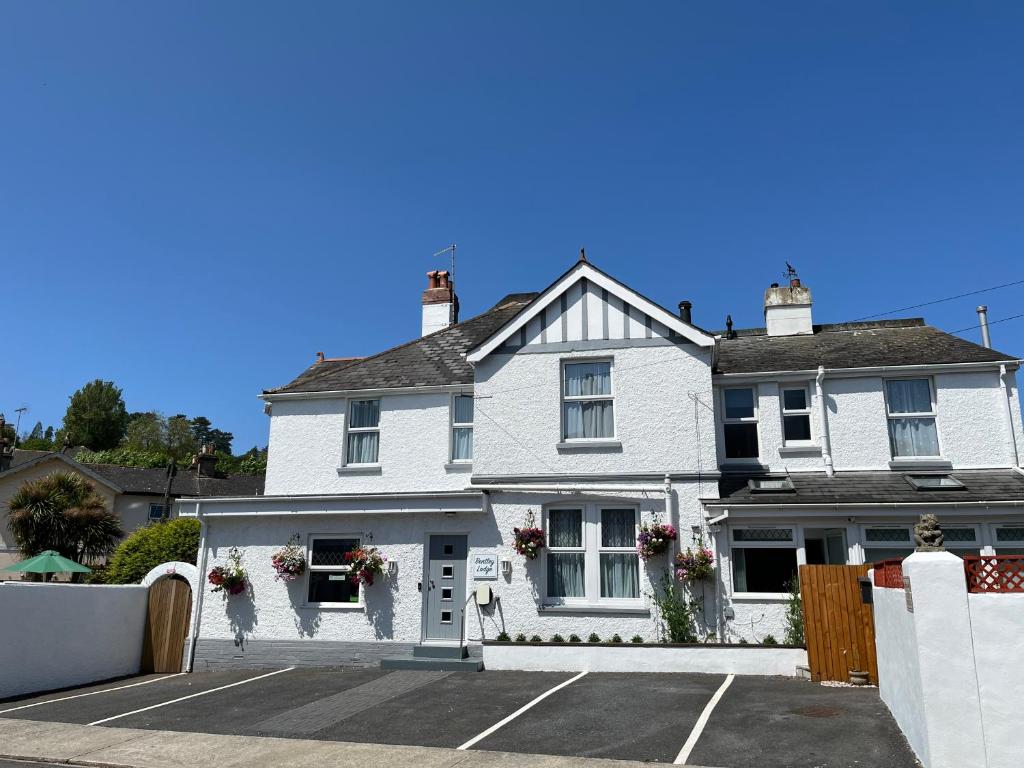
xmin=195 ymin=484 xmax=713 ymax=648
xmin=473 ymin=344 xmax=716 ymax=478
xmin=0 ymin=582 xmax=148 ymax=698
xmin=264 ymin=392 xmax=472 ymax=496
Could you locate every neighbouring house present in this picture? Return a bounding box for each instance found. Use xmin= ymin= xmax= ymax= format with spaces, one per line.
xmin=179 ymin=259 xmax=1024 ymax=669
xmin=0 ymin=445 xmax=264 ymax=578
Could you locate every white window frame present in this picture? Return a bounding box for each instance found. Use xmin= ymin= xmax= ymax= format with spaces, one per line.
xmin=728 ymin=525 xmax=798 ymax=600
xmin=148 ymin=503 xmax=167 ymax=521
xmin=560 ymin=358 xmax=616 ymax=442
xmin=305 ymin=534 xmax=363 ymax=609
xmin=884 ymin=377 xmax=941 ymax=459
xmin=780 ymin=385 xmax=814 ymax=445
xmin=542 ymin=502 xmax=641 ymax=607
xmin=721 ymin=386 xmax=760 ymax=460
xmin=344 ymin=398 xmax=381 ymax=466
xmin=450 ymin=393 xmax=473 ymax=463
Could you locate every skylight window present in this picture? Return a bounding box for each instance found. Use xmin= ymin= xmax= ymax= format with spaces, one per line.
xmin=904 ymin=474 xmax=964 ymax=490
xmin=747 ymin=477 xmax=795 ymax=493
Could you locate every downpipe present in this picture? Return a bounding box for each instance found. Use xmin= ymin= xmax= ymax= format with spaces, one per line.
xmin=816 ymin=366 xmax=835 ymax=477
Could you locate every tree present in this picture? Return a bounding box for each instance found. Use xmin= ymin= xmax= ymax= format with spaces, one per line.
xmin=97 ymin=518 xmax=201 ymax=584
xmin=122 ymin=412 xmax=165 ymax=452
xmin=190 ymin=416 xmax=233 ymax=454
xmin=7 ymin=473 xmax=123 ymax=576
xmin=166 ymin=414 xmax=196 ymax=460
xmin=62 ymin=380 xmax=129 ymax=450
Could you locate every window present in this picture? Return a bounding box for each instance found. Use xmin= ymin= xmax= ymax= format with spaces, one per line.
xmin=747 ymin=477 xmax=795 ymax=493
xmin=562 ymin=361 xmax=614 ymax=440
xmin=905 ymin=474 xmax=964 ymax=490
xmin=545 ymin=504 xmax=640 ymax=603
xmin=862 ymin=526 xmax=913 ymax=563
xmin=781 ymin=387 xmax=812 ymax=443
xmin=730 ymin=527 xmax=796 ymax=593
xmin=885 ymin=379 xmax=939 ymax=458
xmin=307 ymin=536 xmax=360 ymax=604
xmin=995 ymin=525 xmax=1024 ymax=555
xmin=346 ymin=400 xmax=380 ymax=464
xmin=148 ymin=504 xmax=167 ymax=521
xmin=451 ymin=395 xmax=474 ymax=461
xmin=722 ymin=387 xmax=758 ymax=459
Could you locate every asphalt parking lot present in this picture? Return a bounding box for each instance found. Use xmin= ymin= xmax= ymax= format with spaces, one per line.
xmin=0 ymin=668 xmax=919 ymax=767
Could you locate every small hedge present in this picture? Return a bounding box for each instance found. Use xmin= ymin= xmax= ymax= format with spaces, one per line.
xmin=95 ymin=518 xmax=201 ymax=584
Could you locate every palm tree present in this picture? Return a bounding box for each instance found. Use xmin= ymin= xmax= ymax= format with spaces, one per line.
xmin=7 ymin=472 xmax=123 ymax=577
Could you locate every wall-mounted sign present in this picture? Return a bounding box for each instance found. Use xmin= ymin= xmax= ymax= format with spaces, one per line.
xmin=472 ymin=553 xmax=499 ymax=580
xmin=904 ymin=576 xmax=913 ymax=613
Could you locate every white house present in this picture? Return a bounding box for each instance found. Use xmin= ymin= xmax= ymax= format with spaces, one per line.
xmin=180 ymin=258 xmax=1024 ymax=669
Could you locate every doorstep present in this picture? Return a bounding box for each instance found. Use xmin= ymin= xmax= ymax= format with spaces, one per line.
xmin=380 ymin=642 xmax=484 ymax=671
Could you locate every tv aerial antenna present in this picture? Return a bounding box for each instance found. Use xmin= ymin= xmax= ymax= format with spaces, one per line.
xmin=433 ymin=243 xmax=456 ymax=285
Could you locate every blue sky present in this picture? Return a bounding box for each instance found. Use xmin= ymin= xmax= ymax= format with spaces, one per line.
xmin=2 ymin=2 xmax=1023 ymax=450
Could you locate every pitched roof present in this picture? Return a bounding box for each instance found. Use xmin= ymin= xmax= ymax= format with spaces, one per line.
xmin=710 ymin=469 xmax=1024 ymax=505
xmin=268 ymin=293 xmax=539 ymax=395
xmin=715 ymin=318 xmax=1017 ymax=375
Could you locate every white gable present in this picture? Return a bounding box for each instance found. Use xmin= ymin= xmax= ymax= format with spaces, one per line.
xmin=466 ymin=261 xmax=715 ymax=362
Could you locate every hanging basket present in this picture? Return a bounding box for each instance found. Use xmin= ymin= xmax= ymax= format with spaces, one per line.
xmin=637 ymin=522 xmax=678 ymax=560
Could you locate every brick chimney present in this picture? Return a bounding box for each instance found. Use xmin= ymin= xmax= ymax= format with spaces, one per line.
xmin=195 ymin=443 xmax=218 ymax=478
xmin=421 ymin=270 xmax=459 ymax=336
xmin=764 ymin=273 xmax=813 ymax=336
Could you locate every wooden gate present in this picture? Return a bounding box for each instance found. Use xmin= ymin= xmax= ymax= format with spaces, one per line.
xmin=799 ymin=564 xmax=878 ymax=684
xmin=141 ymin=577 xmax=192 ymax=673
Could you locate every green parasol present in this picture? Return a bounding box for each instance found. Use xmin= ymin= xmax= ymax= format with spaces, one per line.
xmin=2 ymin=550 xmax=92 ymax=576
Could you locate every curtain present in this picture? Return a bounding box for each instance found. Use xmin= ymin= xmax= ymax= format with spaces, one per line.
xmin=453 ymin=395 xmax=474 ymax=424
xmin=548 ymin=553 xmax=585 ymax=597
xmin=888 ymin=417 xmax=939 ymax=457
xmin=549 ymin=509 xmax=582 ymax=546
xmin=886 ymin=379 xmax=931 ymax=414
xmin=452 ymin=427 xmax=473 ymax=460
xmin=347 ymin=431 xmax=379 ymax=463
xmin=350 ymin=400 xmax=380 ymax=428
xmin=564 ymin=401 xmax=614 ymax=439
xmin=601 ymin=509 xmax=635 ymax=547
xmin=564 ymin=362 xmax=611 ymax=396
xmin=600 ymin=554 xmax=639 ymax=598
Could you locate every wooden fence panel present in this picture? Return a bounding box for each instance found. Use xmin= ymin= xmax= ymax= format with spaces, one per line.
xmin=799 ymin=564 xmax=876 ymax=684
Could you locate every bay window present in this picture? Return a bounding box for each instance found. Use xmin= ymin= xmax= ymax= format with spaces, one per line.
xmin=346 ymin=399 xmax=380 ymax=465
xmin=307 ymin=536 xmax=361 ymax=605
xmin=562 ymin=360 xmax=614 ymax=440
xmin=723 ymin=387 xmax=759 ymax=459
xmin=545 ymin=504 xmax=640 ymax=603
xmin=885 ymin=379 xmax=940 ymax=458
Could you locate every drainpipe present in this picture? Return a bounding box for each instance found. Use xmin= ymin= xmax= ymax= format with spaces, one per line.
xmin=816 ymin=366 xmax=835 ymax=477
xmin=663 ymin=474 xmax=674 ymax=549
xmin=185 ymin=503 xmax=208 ymax=673
xmin=705 ymin=510 xmax=728 ymax=643
xmin=999 ymin=364 xmax=1020 ymax=469
xmin=977 ymin=306 xmax=992 ymax=348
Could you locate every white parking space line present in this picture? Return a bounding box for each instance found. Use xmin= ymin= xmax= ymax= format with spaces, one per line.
xmin=457 ymin=670 xmax=588 ymax=751
xmin=87 ymin=667 xmax=294 ymax=726
xmin=0 ymin=674 xmax=185 ymax=714
xmin=674 ymin=673 xmax=735 ymax=765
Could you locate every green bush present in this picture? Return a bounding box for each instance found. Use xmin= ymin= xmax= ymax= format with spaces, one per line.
xmin=96 ymin=518 xmax=201 ymax=584
xmin=514 ymin=633 xmax=527 ymax=643
xmin=762 ymin=634 xmax=779 ymax=646
xmin=630 ymin=635 xmax=644 ymax=644
xmin=551 ymin=633 xmax=565 ymax=643
xmin=652 ymin=573 xmax=698 ymax=643
xmin=529 ymin=634 xmax=543 ymax=643
xmin=783 ymin=579 xmax=805 ymax=646
xmin=587 ymin=632 xmax=601 ymax=643
xmin=609 ymin=634 xmax=623 ymax=644
xmin=568 ymin=634 xmax=581 ymax=643
xmin=496 ymin=631 xmax=510 ymax=642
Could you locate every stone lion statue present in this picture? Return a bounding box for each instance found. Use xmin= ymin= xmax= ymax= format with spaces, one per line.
xmin=914 ymin=513 xmax=945 ymax=552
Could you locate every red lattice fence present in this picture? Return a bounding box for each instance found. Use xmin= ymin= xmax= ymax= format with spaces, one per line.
xmin=963 ymin=555 xmax=1024 ymax=593
xmin=872 ymin=559 xmax=905 ymax=589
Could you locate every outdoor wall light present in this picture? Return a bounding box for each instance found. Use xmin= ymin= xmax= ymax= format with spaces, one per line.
xmin=388 ymin=560 xmax=398 ymax=576
xmin=500 ymin=558 xmax=512 ymax=577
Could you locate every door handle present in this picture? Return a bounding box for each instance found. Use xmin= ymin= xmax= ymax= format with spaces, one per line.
xmin=417 ymin=581 xmax=422 ymax=592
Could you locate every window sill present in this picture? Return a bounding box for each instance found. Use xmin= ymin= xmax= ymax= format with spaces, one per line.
xmin=730 ymin=592 xmax=790 ymax=602
xmin=556 ymin=440 xmax=622 ymax=452
xmin=301 ymin=602 xmax=365 ymax=611
xmin=888 ymin=458 xmax=952 ymax=470
xmin=444 ymin=462 xmax=473 ymax=472
xmin=337 ymin=465 xmax=383 ymax=475
xmin=720 ymin=460 xmax=768 ymax=471
xmin=538 ymin=602 xmax=649 ymax=616
xmin=778 ymin=444 xmax=821 ymax=456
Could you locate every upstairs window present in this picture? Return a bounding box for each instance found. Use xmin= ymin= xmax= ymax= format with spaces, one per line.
xmin=723 ymin=387 xmax=759 ymax=459
xmin=346 ymin=399 xmax=380 ymax=464
xmin=562 ymin=361 xmax=614 ymax=440
xmin=781 ymin=387 xmax=812 ymax=443
xmin=307 ymin=536 xmax=361 ymax=604
xmin=451 ymin=394 xmax=474 ymax=462
xmin=885 ymin=379 xmax=939 ymax=458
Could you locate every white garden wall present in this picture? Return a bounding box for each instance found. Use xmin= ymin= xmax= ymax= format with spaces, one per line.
xmin=0 ymin=582 xmax=148 ymax=699
xmin=872 ymin=551 xmax=1022 ymax=768
xmin=484 ymin=642 xmax=806 ymax=676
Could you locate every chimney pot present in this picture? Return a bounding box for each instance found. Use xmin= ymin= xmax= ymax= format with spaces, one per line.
xmin=421 ymin=269 xmax=459 ymax=336
xmin=678 ymin=300 xmax=692 ymax=324
xmin=790 ymin=277 xmax=801 ymax=288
